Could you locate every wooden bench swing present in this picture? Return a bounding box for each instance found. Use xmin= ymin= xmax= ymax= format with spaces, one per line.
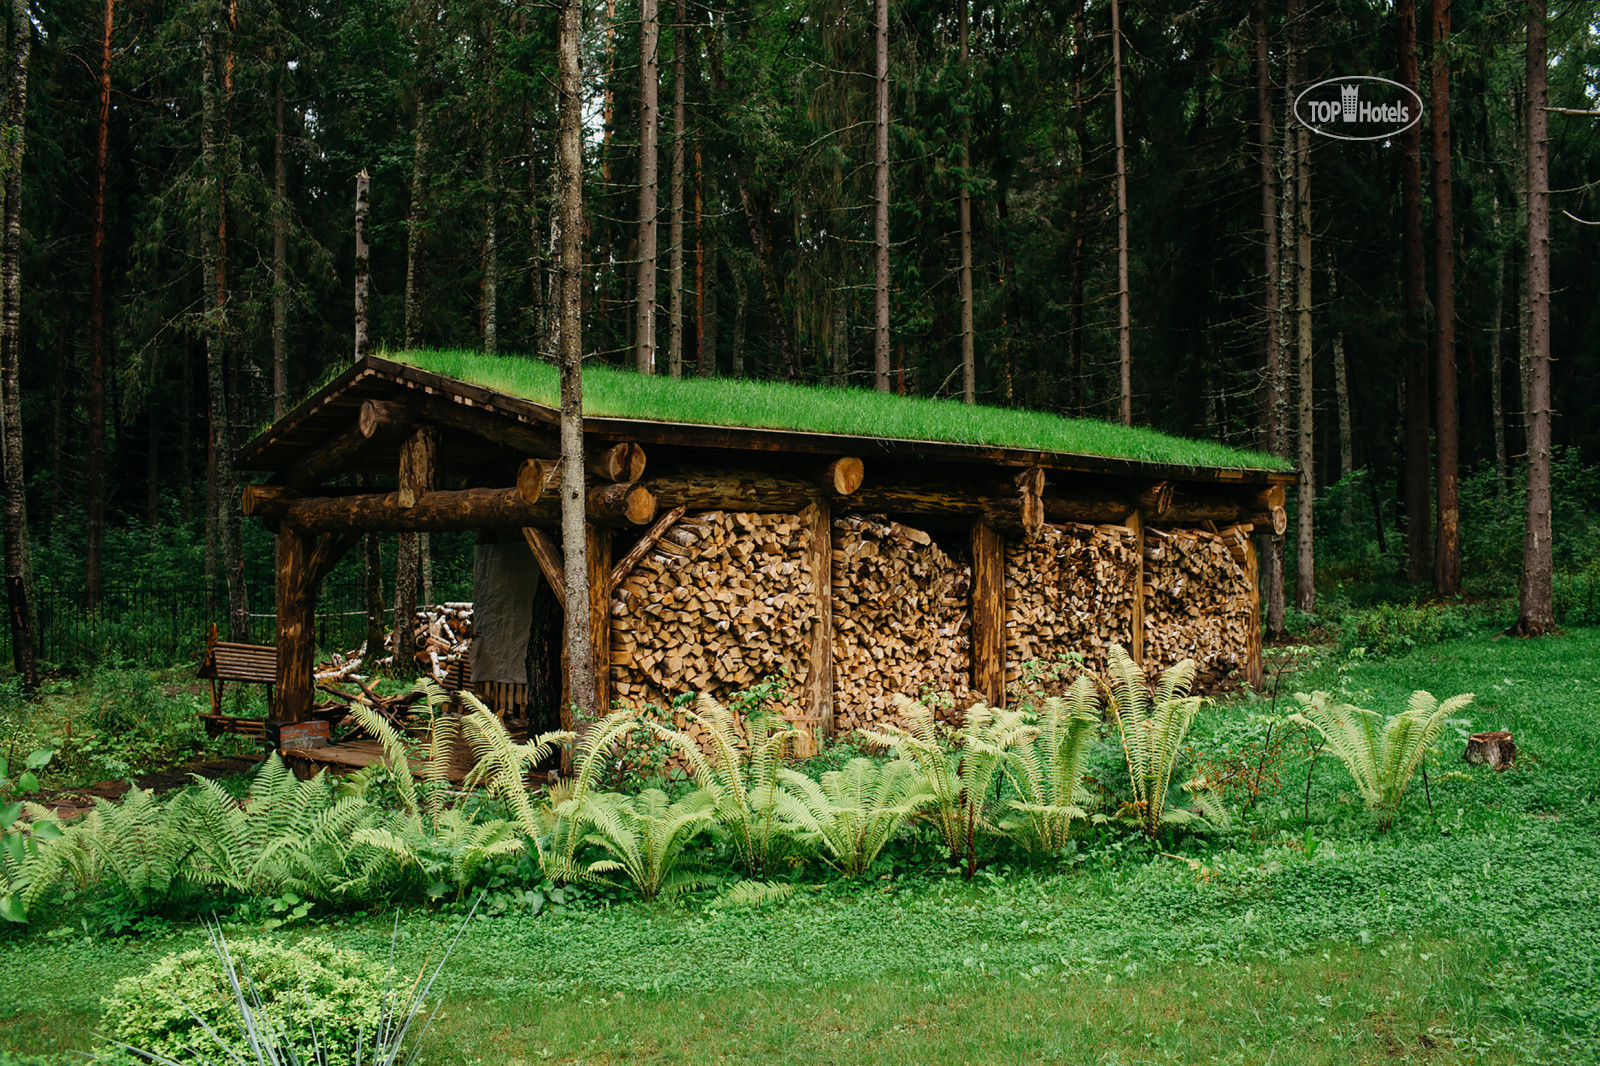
xmin=197 ymin=622 xmax=275 ymax=738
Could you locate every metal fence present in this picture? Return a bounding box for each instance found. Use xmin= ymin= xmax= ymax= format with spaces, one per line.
xmin=11 ymin=580 xmax=374 ymax=669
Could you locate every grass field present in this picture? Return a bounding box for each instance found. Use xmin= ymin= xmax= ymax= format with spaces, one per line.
xmin=386 ymin=348 xmax=1288 ymax=472
xmin=3 ymin=626 xmax=1598 ymax=1064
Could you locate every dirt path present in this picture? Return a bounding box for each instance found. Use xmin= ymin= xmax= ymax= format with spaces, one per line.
xmin=32 ymin=753 xmax=266 ymax=821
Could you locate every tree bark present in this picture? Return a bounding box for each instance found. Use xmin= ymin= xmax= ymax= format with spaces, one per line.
xmin=1069 ymin=0 xmax=1089 ymax=412
xmin=1255 ymin=0 xmax=1285 ymax=637
xmin=1490 ymin=200 xmax=1507 ymax=492
xmin=731 ymin=263 xmax=746 ymax=378
xmin=86 ymin=0 xmax=113 ymax=613
xmin=1399 ymin=0 xmax=1431 ymax=583
xmin=1292 ymin=0 xmax=1314 ymax=615
xmin=635 ymin=0 xmax=660 ymax=374
xmin=1 ymin=0 xmax=37 ymax=687
xmin=403 ymin=23 xmax=433 ymax=350
xmin=873 ymin=0 xmax=890 ymax=392
xmin=273 ymin=51 xmax=289 ymax=417
xmin=354 ymin=169 xmax=371 ymax=357
xmin=1112 ymin=0 xmax=1131 ymax=425
xmin=1431 ymin=0 xmax=1460 ymax=595
xmin=667 ymin=0 xmax=686 ymax=379
xmin=557 ymin=0 xmax=597 ymax=717
xmin=1331 ymin=269 xmax=1353 ymax=479
xmin=957 ymin=0 xmax=974 ymax=404
xmin=695 ymin=140 xmax=711 ymax=377
xmin=482 ymin=151 xmax=498 ymax=354
xmin=1516 ymin=0 xmax=1553 ymax=635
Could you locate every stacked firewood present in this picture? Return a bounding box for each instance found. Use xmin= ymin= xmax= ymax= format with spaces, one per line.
xmin=831 ymin=514 xmax=973 ymax=729
xmin=315 ymin=602 xmax=474 ymax=684
xmin=1143 ymin=525 xmax=1253 ymax=689
xmin=610 ymin=511 xmax=818 ymax=716
xmin=1005 ymin=521 xmax=1139 ymax=690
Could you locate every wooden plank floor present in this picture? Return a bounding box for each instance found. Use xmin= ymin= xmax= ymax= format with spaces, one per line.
xmin=281 ymin=738 xmax=472 ymax=783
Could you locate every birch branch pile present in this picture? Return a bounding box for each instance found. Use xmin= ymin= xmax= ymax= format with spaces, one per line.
xmin=610 ymin=511 xmax=818 ymax=714
xmin=1143 ymin=525 xmax=1253 ymax=689
xmin=831 ymin=514 xmax=973 ymax=730
xmin=1004 ymin=521 xmax=1139 ymax=690
xmin=314 ymin=602 xmax=474 ymax=684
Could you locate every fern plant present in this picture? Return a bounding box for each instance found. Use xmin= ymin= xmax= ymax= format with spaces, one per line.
xmin=1103 ymin=645 xmax=1216 ymax=839
xmin=1290 ymin=689 xmax=1473 ymax=829
xmin=571 ymin=788 xmax=716 ymax=900
xmin=860 ymin=696 xmax=1036 ymax=877
xmin=775 ymin=758 xmax=932 ymax=875
xmin=999 ymin=678 xmax=1102 ymax=855
xmin=649 ymin=694 xmax=798 ymax=876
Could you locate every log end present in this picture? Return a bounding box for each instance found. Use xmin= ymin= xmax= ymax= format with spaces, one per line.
xmin=623 ymin=484 xmax=658 ymax=525
xmin=517 ymin=458 xmax=553 ymax=504
xmin=1269 ymin=505 xmax=1288 ymax=536
xmin=827 ymin=457 xmax=866 ymax=495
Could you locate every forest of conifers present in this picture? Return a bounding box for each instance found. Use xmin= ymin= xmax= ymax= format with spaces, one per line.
xmin=0 ymin=0 xmax=1596 ymax=678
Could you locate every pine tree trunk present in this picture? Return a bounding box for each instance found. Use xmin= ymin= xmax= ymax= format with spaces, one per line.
xmin=957 ymin=0 xmax=974 ymax=404
xmin=1112 ymin=0 xmax=1131 ymax=425
xmin=1 ymin=0 xmax=38 ymax=687
xmin=354 ymin=169 xmax=371 ymax=356
xmin=1255 ymin=0 xmax=1286 ymax=637
xmin=557 ymin=0 xmax=596 ymax=718
xmin=363 ymin=524 xmax=384 ymax=658
xmin=1432 ymin=0 xmax=1460 ymax=595
xmin=273 ymin=53 xmax=289 ymax=417
xmin=1398 ymin=0 xmax=1431 ymax=583
xmin=404 ymin=84 xmax=431 ymax=348
xmin=482 ymin=150 xmax=498 ymax=353
xmin=831 ymin=286 xmax=848 ymax=387
xmin=87 ymin=0 xmax=113 ymax=613
xmin=1292 ymin=0 xmax=1314 ymax=615
xmin=873 ymin=0 xmax=890 ymax=393
xmin=1069 ymin=0 xmax=1088 ymax=413
xmin=695 ymin=141 xmax=711 ymax=377
xmin=46 ymin=301 xmax=66 ymax=527
xmin=731 ymin=264 xmax=746 ymax=378
xmin=1331 ymin=270 xmax=1353 ymax=479
xmin=635 ymin=0 xmax=660 ymax=374
xmin=668 ymin=0 xmax=686 ymax=379
xmin=1490 ymin=203 xmax=1507 ymax=493
xmin=392 ymin=533 xmax=418 ymax=675
xmin=1517 ymin=0 xmax=1553 ymax=636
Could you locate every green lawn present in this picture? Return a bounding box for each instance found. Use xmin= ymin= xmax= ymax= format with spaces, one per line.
xmin=386 ymin=348 xmax=1289 ymax=472
xmin=4 ymin=627 xmax=1598 ymax=1064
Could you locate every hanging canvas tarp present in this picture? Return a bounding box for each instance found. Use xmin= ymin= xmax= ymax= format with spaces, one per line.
xmin=470 ymin=541 xmax=541 ymax=685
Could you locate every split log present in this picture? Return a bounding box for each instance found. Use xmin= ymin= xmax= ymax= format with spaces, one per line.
xmin=1005 ymin=521 xmax=1139 ymax=690
xmin=1142 ymin=524 xmax=1255 ymax=690
xmin=588 ymin=441 xmax=647 ymax=482
xmin=609 ymin=505 xmax=690 ymax=589
xmin=1464 ymin=731 xmax=1515 ymax=771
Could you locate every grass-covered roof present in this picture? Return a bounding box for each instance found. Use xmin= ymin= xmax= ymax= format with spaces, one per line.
xmin=385 ymin=349 xmax=1289 ymax=472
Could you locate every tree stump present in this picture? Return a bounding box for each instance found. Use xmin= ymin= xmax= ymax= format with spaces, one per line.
xmin=1463 ymin=730 xmax=1515 ymax=771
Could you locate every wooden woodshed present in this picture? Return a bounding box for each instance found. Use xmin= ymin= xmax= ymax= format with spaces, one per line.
xmin=237 ymin=354 xmax=1294 ymax=744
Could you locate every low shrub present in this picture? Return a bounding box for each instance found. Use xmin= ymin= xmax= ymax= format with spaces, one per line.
xmin=98 ymin=937 xmax=394 ymax=1065
xmin=1339 ymin=600 xmax=1476 ymax=657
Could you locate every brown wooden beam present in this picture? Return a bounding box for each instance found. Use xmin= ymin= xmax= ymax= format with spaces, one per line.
xmin=851 ymin=482 xmax=1041 ymax=537
xmin=1244 ymin=535 xmax=1262 ymax=690
xmin=587 ymin=523 xmax=611 ymax=715
xmin=308 ymin=532 xmax=362 ymax=587
xmin=395 ymin=389 xmax=562 ymax=460
xmin=609 ymin=505 xmax=689 ymax=590
xmin=274 ymin=529 xmax=316 ymax=724
xmin=1128 ymin=510 xmax=1145 ymax=665
xmin=802 ymin=500 xmax=834 ymax=735
xmin=358 ymin=398 xmax=416 ymax=439
xmin=1135 ymin=481 xmax=1175 ymax=516
xmin=589 ymin=481 xmax=658 ymax=525
xmin=274 ymin=473 xmax=651 ymax=533
xmin=970 ymin=520 xmax=1005 ymax=707
xmin=521 ymin=526 xmax=566 ymax=611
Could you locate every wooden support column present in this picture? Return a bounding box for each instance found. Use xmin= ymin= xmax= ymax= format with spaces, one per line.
xmin=1128 ymin=509 xmax=1145 ymax=665
xmin=587 ymin=523 xmax=612 ymax=716
xmin=274 ymin=528 xmax=316 ymax=724
xmin=1245 ymin=535 xmax=1263 ymax=690
xmin=802 ymin=500 xmax=834 ymax=737
xmin=970 ymin=520 xmax=1005 ymax=707
xmin=398 ymin=426 xmax=439 ymax=506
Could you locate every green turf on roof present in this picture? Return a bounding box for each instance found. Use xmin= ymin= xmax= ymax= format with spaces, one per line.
xmin=386 ymin=349 xmax=1289 ymax=472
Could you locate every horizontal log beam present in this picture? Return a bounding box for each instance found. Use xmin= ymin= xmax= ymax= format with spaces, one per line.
xmin=274 ymin=472 xmax=655 ymax=533
xmin=587 ymin=441 xmax=647 ymax=482
xmin=521 ymin=527 xmax=566 ymax=611
xmin=388 ymin=390 xmax=562 ymax=460
xmin=849 ymin=483 xmax=1042 ymax=537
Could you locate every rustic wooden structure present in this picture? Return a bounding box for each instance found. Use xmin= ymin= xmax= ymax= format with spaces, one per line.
xmin=197 ymin=623 xmax=278 ymax=715
xmin=237 ymin=355 xmax=1294 ymax=743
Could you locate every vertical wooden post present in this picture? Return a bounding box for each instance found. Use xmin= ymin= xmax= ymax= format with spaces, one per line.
xmin=274 ymin=528 xmax=315 ymax=724
xmin=586 ymin=522 xmax=611 ymax=715
xmin=802 ymin=500 xmax=834 ymax=736
xmin=1128 ymin=509 xmax=1145 ymax=665
xmin=970 ymin=519 xmax=1005 ymax=707
xmin=1245 ymin=534 xmax=1263 ymax=690
xmin=398 ymin=426 xmax=438 ymax=506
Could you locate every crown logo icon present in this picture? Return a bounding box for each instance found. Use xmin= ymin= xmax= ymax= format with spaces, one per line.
xmin=1341 ymin=84 xmax=1359 ymax=121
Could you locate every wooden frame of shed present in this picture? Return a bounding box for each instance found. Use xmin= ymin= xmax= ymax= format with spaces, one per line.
xmin=238 ymin=356 xmax=1294 ymax=739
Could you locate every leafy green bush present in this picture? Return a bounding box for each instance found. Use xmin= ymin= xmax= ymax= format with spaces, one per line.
xmin=98 ymin=937 xmax=394 ymax=1065
xmin=1289 ymin=689 xmax=1473 ymax=830
xmin=1340 ymin=601 xmax=1476 ymax=657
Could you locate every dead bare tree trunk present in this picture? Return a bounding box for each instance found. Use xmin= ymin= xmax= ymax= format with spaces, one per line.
xmin=635 ymin=0 xmax=660 ymax=375
xmin=1112 ymin=0 xmax=1131 ymax=425
xmin=1516 ymin=0 xmax=1553 ymax=635
xmin=1432 ymin=0 xmax=1460 ymax=595
xmin=557 ymin=0 xmax=596 ymax=718
xmin=1 ymin=0 xmax=38 ymax=688
xmin=86 ymin=0 xmax=113 ymax=613
xmin=355 ymin=169 xmax=371 ymax=357
xmin=873 ymin=0 xmax=890 ymax=393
